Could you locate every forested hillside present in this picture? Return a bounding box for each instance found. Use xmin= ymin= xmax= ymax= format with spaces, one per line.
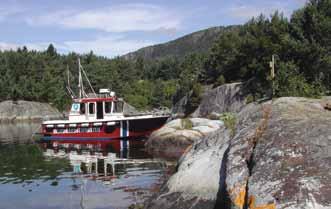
xmin=123 ymin=26 xmax=238 ymax=61
xmin=0 ymin=0 xmax=330 ymax=113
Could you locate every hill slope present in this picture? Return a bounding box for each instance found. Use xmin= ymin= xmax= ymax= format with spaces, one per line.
xmin=123 ymin=26 xmax=238 ymax=60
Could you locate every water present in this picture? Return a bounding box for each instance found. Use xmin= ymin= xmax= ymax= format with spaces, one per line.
xmin=0 ymin=123 xmax=173 ymax=209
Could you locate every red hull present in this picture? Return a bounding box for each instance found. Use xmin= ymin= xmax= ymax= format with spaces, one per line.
xmin=42 ymin=116 xmax=168 ymax=140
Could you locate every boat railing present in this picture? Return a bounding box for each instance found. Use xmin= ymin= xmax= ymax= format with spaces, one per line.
xmin=124 ymin=106 xmax=170 ymax=117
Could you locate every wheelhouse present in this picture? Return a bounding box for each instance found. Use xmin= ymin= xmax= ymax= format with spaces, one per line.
xmin=69 ymin=89 xmax=125 ymax=122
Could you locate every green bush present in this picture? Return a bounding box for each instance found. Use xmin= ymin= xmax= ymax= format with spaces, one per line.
xmin=214 ymin=75 xmax=226 ymax=87
xmin=220 ymin=112 xmax=237 ymax=136
xmin=245 ymin=94 xmax=255 ymax=104
xmin=275 ymin=62 xmax=324 ymax=98
xmin=181 ymin=118 xmax=193 ymax=130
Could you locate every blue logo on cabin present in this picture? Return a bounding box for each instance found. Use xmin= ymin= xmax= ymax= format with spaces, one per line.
xmin=72 ymin=103 xmax=80 ymax=111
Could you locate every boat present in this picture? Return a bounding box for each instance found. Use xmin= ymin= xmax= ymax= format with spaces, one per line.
xmin=41 ymin=59 xmax=169 ymax=142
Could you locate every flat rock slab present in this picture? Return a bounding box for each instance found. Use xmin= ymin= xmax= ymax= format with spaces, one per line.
xmin=226 ymin=98 xmax=331 ymax=209
xmin=145 ymin=118 xmax=223 ymax=159
xmin=246 ymin=97 xmax=331 ymax=209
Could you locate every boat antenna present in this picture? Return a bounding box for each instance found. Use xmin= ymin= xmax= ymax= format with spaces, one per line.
xmin=66 ymin=65 xmax=76 ymax=99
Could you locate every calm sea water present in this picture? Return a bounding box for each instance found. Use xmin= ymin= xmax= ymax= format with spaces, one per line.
xmin=0 ymin=123 xmax=172 ymax=209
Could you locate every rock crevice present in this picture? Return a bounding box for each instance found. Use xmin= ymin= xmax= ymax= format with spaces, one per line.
xmin=243 ymin=104 xmax=272 ymax=209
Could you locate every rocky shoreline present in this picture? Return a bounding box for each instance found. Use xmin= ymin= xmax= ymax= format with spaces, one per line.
xmin=0 ymin=100 xmax=63 ymax=123
xmin=145 ymin=94 xmax=331 ymax=208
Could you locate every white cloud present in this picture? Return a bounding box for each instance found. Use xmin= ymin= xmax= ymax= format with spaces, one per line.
xmin=229 ymin=5 xmax=265 ymax=19
xmin=0 ymin=41 xmax=58 ymax=51
xmin=63 ymin=35 xmax=154 ymax=57
xmin=227 ymin=2 xmax=295 ymax=20
xmin=0 ymin=42 xmax=18 ymax=50
xmin=26 ymin=3 xmax=181 ymax=33
xmin=0 ymin=35 xmax=154 ymax=57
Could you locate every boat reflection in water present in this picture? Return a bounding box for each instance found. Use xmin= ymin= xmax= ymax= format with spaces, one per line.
xmin=37 ymin=138 xmax=171 ymax=209
xmin=39 ymin=138 xmax=164 ymax=177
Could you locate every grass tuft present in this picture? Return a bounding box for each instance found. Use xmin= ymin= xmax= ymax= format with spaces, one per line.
xmin=220 ymin=112 xmax=237 ymax=136
xmin=181 ymin=118 xmax=193 ymax=130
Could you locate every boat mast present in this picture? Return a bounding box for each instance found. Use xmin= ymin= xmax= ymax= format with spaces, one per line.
xmin=77 ymin=58 xmax=97 ymax=98
xmin=81 ymin=66 xmax=97 ymax=97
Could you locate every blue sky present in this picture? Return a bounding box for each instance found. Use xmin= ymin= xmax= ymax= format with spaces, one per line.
xmin=0 ymin=0 xmax=307 ymax=57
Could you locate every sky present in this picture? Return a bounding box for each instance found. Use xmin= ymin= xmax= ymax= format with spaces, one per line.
xmin=0 ymin=0 xmax=307 ymax=58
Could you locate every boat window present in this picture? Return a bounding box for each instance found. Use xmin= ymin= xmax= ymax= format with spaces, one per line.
xmin=80 ymin=103 xmax=86 ymax=114
xmin=80 ymin=127 xmax=88 ymax=133
xmin=68 ymin=128 xmax=76 ymax=133
xmin=57 ymin=128 xmax=65 ymax=133
xmin=92 ymin=127 xmax=101 ymax=132
xmin=89 ymin=103 xmax=95 ymax=114
xmin=113 ymin=101 xmax=124 ymax=113
xmin=105 ymin=102 xmax=112 ymax=114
